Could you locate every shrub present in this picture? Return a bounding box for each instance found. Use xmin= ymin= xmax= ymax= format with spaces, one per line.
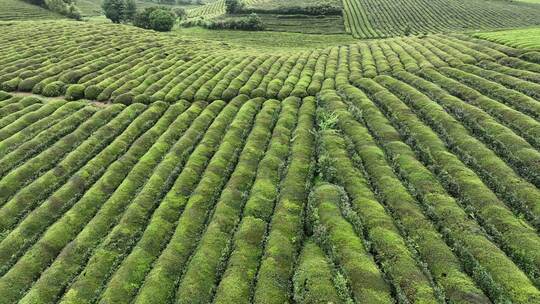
xmin=319 ymin=90 xmax=487 ymax=303
xmin=308 ymin=183 xmax=393 ymax=303
xmin=134 ymin=7 xmax=176 ymax=32
xmin=149 ymin=8 xmax=176 ymax=31
xmin=42 ymin=81 xmax=66 ymax=97
xmin=65 ymin=84 xmax=86 ymax=101
xmin=16 ymin=102 xmax=213 ymax=304
xmin=18 ymin=77 xmax=41 ymax=92
xmin=225 ymin=0 xmax=243 ymax=14
xmin=177 ymin=100 xmax=281 ymax=304
xmin=253 ymin=97 xmax=316 ymax=304
xmin=0 ymin=91 xmax=10 ymax=101
xmin=96 ymin=100 xmax=240 ymax=304
xmin=84 ymin=85 xmax=102 ymax=100
xmin=293 ymin=240 xmax=342 ymax=304
xmin=134 ymin=97 xmax=262 ymax=304
xmin=355 ymin=78 xmax=540 ymax=288
xmin=205 ymin=14 xmax=265 ymax=31
xmin=102 ymin=0 xmax=125 ymax=23
xmin=114 ymin=92 xmax=135 ymax=105
xmin=0 ymin=104 xmax=170 ymax=304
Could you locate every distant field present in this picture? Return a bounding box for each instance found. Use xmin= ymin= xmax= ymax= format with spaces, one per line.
xmin=342 ymin=0 xmax=540 ymax=38
xmin=174 ymin=27 xmax=355 ymax=50
xmin=243 ymin=0 xmax=341 ymax=12
xmin=228 ymin=14 xmax=346 ymax=34
xmin=186 ymin=0 xmax=345 ymax=35
xmin=78 ymin=0 xmax=201 ymax=17
xmin=475 ymin=28 xmax=540 ymax=50
xmin=186 ymin=0 xmax=540 ymax=38
xmin=0 ymin=0 xmax=62 ymax=20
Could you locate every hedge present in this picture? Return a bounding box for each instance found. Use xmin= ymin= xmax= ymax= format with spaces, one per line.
xmin=253 ymin=97 xmax=316 ymax=304
xmin=133 ymin=97 xmax=263 ymax=304
xmin=213 ymin=97 xmax=300 ymax=304
xmin=340 ymin=84 xmax=540 ymax=303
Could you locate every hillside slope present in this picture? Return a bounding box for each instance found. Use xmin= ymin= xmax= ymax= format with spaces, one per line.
xmin=342 ymin=0 xmax=540 ymax=38
xmin=1 ymin=21 xmax=540 ymax=304
xmin=0 ymin=0 xmax=62 ymax=20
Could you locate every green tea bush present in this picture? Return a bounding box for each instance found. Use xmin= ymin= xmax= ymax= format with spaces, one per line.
xmin=18 ymin=101 xmax=220 ymax=304
xmin=341 ymin=84 xmax=540 ymax=303
xmin=253 ymin=97 xmax=316 ymax=304
xmin=0 ymin=100 xmax=64 ymax=142
xmin=177 ymin=99 xmax=280 ymax=304
xmin=356 ymin=78 xmax=540 ymax=289
xmin=0 ymin=102 xmax=85 ymax=158
xmin=42 ymin=80 xmax=66 ymax=97
xmin=213 ymin=97 xmax=299 ymax=304
xmin=398 ymin=70 xmax=540 ymax=187
xmin=97 ymin=99 xmax=240 ymax=304
xmin=418 ymin=68 xmax=540 ymax=150
xmin=308 ymin=183 xmax=393 ymax=303
xmin=320 ymin=90 xmax=488 ymax=303
xmin=0 ymin=107 xmax=97 ymax=174
xmin=293 ymin=240 xmax=342 ymax=304
xmin=65 ymin=84 xmax=86 ymax=100
xmin=377 ymin=75 xmax=540 ymax=227
xmin=134 ymin=97 xmax=262 ymax=304
xmin=0 ymin=103 xmax=172 ymax=303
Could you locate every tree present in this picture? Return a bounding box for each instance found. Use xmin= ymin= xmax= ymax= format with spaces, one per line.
xmin=134 ymin=7 xmax=176 ymax=31
xmin=149 ymin=8 xmax=176 ymax=31
xmin=102 ymin=0 xmax=137 ymax=23
xmin=124 ymin=0 xmax=137 ymax=21
xmin=225 ymin=0 xmax=243 ymax=14
xmin=173 ymin=7 xmax=186 ymax=20
xmin=45 ymin=0 xmax=81 ymax=19
xmin=102 ymin=0 xmax=126 ymax=23
xmin=134 ymin=6 xmax=157 ymax=29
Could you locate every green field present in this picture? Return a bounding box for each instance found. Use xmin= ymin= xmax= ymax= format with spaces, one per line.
xmin=0 ymin=0 xmax=63 ymax=20
xmin=342 ymin=0 xmax=540 ymax=38
xmin=1 ymin=0 xmax=540 ymax=303
xmin=475 ymin=28 xmax=540 ymax=50
xmin=174 ymin=26 xmax=355 ymax=50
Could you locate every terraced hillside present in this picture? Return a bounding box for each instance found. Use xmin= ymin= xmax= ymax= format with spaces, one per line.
xmin=342 ymin=0 xmax=540 ymax=38
xmin=5 ymin=21 xmax=540 ymax=105
xmin=1 ymin=19 xmax=540 ymax=304
xmin=0 ymin=0 xmax=62 ymax=20
xmin=475 ymin=28 xmax=540 ymax=51
xmin=185 ymin=0 xmax=346 ymax=34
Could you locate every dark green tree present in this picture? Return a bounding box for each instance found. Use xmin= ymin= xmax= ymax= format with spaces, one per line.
xmin=225 ymin=0 xmax=243 ymax=14
xmin=102 ymin=0 xmax=126 ymax=23
xmin=149 ymin=8 xmax=176 ymax=31
xmin=134 ymin=7 xmax=176 ymax=31
xmin=173 ymin=7 xmax=186 ymax=20
xmin=124 ymin=0 xmax=137 ymax=21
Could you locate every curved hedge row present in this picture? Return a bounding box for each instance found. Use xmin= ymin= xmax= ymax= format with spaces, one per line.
xmin=342 ymin=0 xmax=540 ymax=38
xmin=319 ymin=90 xmax=487 ymax=303
xmin=132 ymin=97 xmax=263 ymax=304
xmin=253 ymin=97 xmax=316 ymax=304
xmin=212 ymin=96 xmax=300 ymax=304
xmin=356 ymin=78 xmax=540 ymax=291
xmin=340 ymin=84 xmax=540 ymax=303
xmin=2 ymin=22 xmax=535 ymax=105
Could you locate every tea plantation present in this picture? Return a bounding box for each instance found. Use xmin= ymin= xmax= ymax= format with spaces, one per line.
xmin=0 ymin=0 xmax=539 ymax=303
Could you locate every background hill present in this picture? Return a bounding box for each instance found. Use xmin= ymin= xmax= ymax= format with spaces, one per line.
xmin=342 ymin=0 xmax=540 ymax=38
xmin=185 ymin=0 xmax=540 ymax=38
xmin=0 ymin=0 xmax=63 ymax=20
